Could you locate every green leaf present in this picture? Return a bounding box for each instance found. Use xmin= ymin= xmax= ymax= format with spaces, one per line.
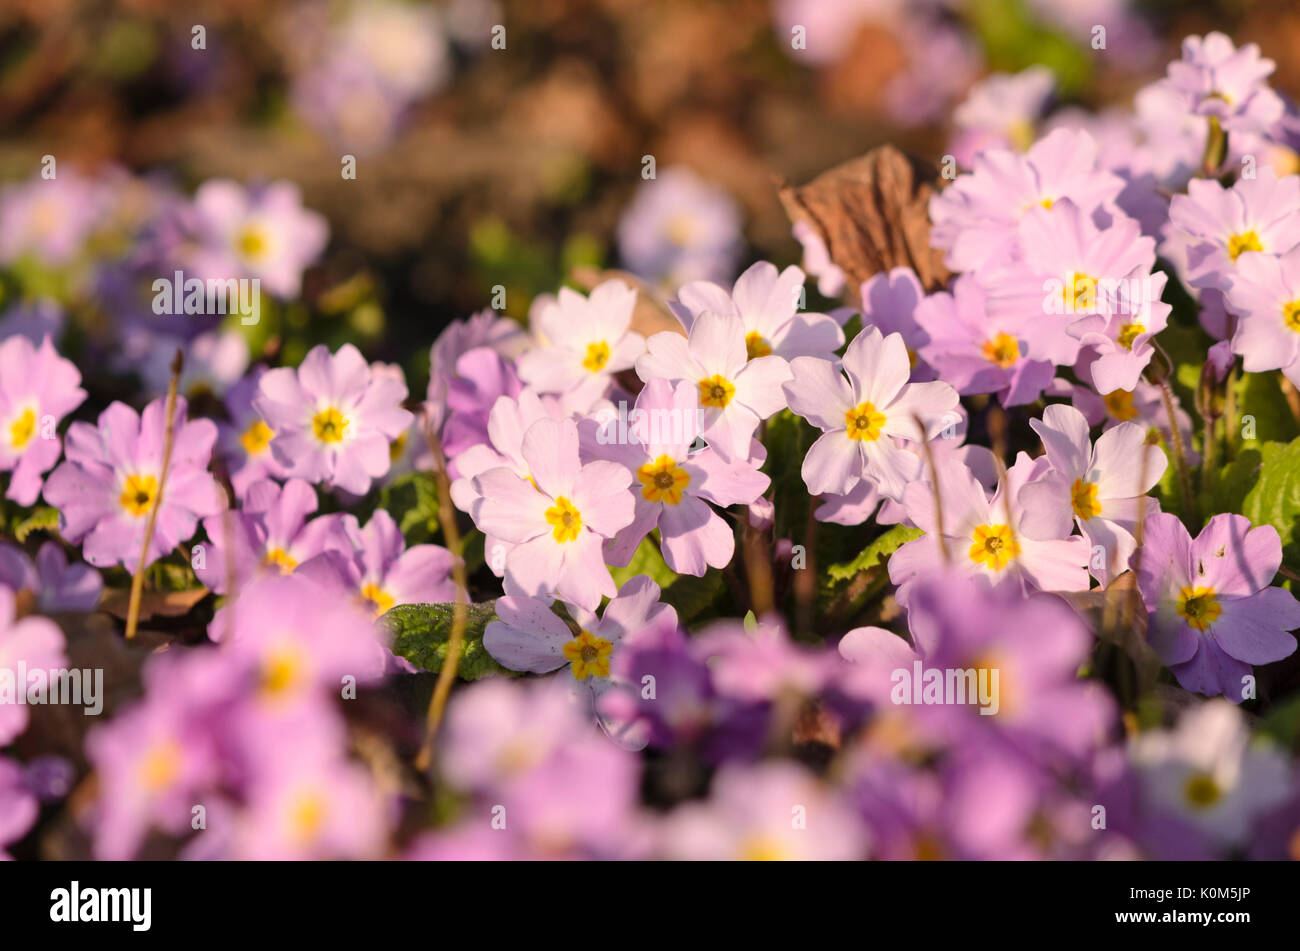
xmin=1235 ymin=371 xmax=1300 ymax=445
xmin=381 ymin=601 xmax=506 ymax=680
xmin=610 ymin=535 xmax=726 ymax=624
xmin=1214 ymin=438 xmax=1300 ymax=570
xmin=375 ymin=472 xmax=441 ymax=545
xmin=13 ymin=506 xmax=58 ymax=543
xmin=825 ymin=524 xmax=924 ymax=582
xmin=1257 ymin=692 xmax=1300 ymax=752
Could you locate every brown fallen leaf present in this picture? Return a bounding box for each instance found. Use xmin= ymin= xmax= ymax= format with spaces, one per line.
xmin=99 ymin=586 xmax=209 ymax=622
xmin=777 ymin=145 xmax=951 ymax=300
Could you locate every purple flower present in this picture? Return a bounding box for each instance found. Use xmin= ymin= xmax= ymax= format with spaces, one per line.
xmin=792 ymin=221 xmax=845 ymax=298
xmin=0 ymin=541 xmax=103 ymax=613
xmin=1161 ymin=32 xmax=1285 ymax=135
xmin=930 ymin=129 xmax=1125 ymax=273
xmin=890 ymin=453 xmax=1092 ymax=606
xmin=1221 ymin=244 xmax=1300 ymax=387
xmin=1137 ymin=512 xmax=1300 ymax=701
xmin=1067 ymin=270 xmax=1172 ymax=394
xmin=1019 ymin=404 xmax=1167 ymax=583
xmin=583 ymin=379 xmax=768 ymax=575
xmin=637 ymin=311 xmax=792 ymax=461
xmin=657 ymin=761 xmax=868 ymax=860
xmin=516 ymin=281 xmax=645 ymax=409
xmin=334 ymin=508 xmax=457 ymax=617
xmin=428 ymin=307 xmax=529 ymax=408
xmin=616 ymin=167 xmax=741 ymax=288
xmin=442 ymin=347 xmax=523 ymax=460
xmin=0 ymin=757 xmax=38 ymax=859
xmin=186 ymin=179 xmax=328 ymax=297
xmin=669 ymin=261 xmax=844 ymax=362
xmin=948 ymin=66 xmax=1054 ymax=166
xmin=784 ymin=327 xmax=958 ymax=501
xmin=194 ymin=478 xmax=352 ymax=599
xmin=217 ymin=367 xmax=289 ymax=499
xmin=0 ymin=335 xmax=86 ymax=506
xmin=43 ymin=397 xmax=224 ymax=571
xmin=857 ymin=267 xmax=933 ymax=379
xmin=913 ymin=273 xmax=1055 ymax=407
xmin=0 ymin=169 xmax=109 ymax=266
xmin=0 ymin=586 xmax=67 ymax=746
xmin=470 ymin=416 xmax=634 ymax=609
xmin=1166 ymin=169 xmax=1300 ymax=292
xmin=254 ymin=343 xmax=414 ymax=495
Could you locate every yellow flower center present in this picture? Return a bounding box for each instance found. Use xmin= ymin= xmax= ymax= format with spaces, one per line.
xmin=1063 ymin=271 xmax=1097 ymax=313
xmin=745 ymin=331 xmax=773 ymax=360
xmin=698 ymin=374 xmax=736 ymax=409
xmin=1182 ymin=772 xmax=1222 ymax=809
xmin=663 ymin=213 xmax=696 ymax=247
xmin=237 ymin=225 xmax=269 ymax=261
xmin=741 ymin=837 xmax=788 ymax=861
xmin=544 ymin=495 xmax=583 ymax=543
xmin=263 ymin=547 xmax=298 ymax=574
xmin=241 ymin=418 xmax=274 ymax=456
xmin=637 ymin=454 xmax=690 ymax=504
xmin=1176 ymin=585 xmax=1222 ymax=631
xmin=844 ymin=401 xmax=886 ymax=442
xmin=1104 ymin=388 xmax=1139 ymax=421
xmin=119 ymin=473 xmax=159 ymax=517
xmin=582 ymin=340 xmax=611 ymax=372
xmin=389 ymin=430 xmax=408 ymax=462
xmin=312 ymin=406 xmax=349 ymax=444
xmin=968 ymin=523 xmax=1020 ymax=571
xmin=1283 ymin=299 xmax=1300 ymax=333
xmin=562 ymin=630 xmax=613 ymax=679
xmin=1117 ymin=323 xmax=1145 ymax=350
xmin=138 ymin=741 xmax=182 ymax=794
xmin=1070 ymin=478 xmax=1102 ymax=520
xmin=981 ymin=333 xmax=1020 ymax=368
xmin=361 ymin=582 xmax=395 ymax=618
xmin=8 ymin=407 xmax=36 ymax=450
xmin=1227 ymin=230 xmax=1263 ymax=261
xmin=289 ymin=792 xmax=327 ymax=844
xmin=261 ymin=644 xmax=306 ymax=698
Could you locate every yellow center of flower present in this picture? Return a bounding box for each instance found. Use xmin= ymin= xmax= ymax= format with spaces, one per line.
xmin=312 ymin=407 xmax=348 ymax=444
xmin=544 ymin=496 xmax=583 ymax=543
xmin=263 ymin=547 xmax=298 ymax=574
xmin=1007 ymin=119 xmax=1035 ymax=152
xmin=261 ymin=644 xmax=306 ymax=698
xmin=1117 ymin=323 xmax=1145 ymax=350
xmin=745 ymin=331 xmax=773 ymax=360
xmin=741 ymin=837 xmax=788 ymax=861
xmin=981 ymin=333 xmax=1021 ymax=368
xmin=969 ymin=523 xmax=1020 ymax=571
xmin=582 ymin=340 xmax=611 ymax=372
xmin=119 ymin=473 xmax=159 ymax=517
xmin=1227 ymin=230 xmax=1263 ymax=261
xmin=241 ymin=418 xmax=274 ymax=456
xmin=844 ymin=401 xmax=886 ymax=441
xmin=562 ymin=630 xmax=613 ymax=680
xmin=361 ymin=582 xmax=395 ymax=618
xmin=237 ymin=225 xmax=269 ymax=261
xmin=1063 ymin=271 xmax=1097 ymax=312
xmin=389 ymin=430 xmax=408 ymax=462
xmin=698 ymin=374 xmax=736 ymax=409
xmin=289 ymin=792 xmax=327 ymax=844
xmin=637 ymin=455 xmax=690 ymax=504
xmin=1176 ymin=585 xmax=1222 ymax=631
xmin=1283 ymin=300 xmax=1300 ymax=333
xmin=8 ymin=407 xmax=36 ymax=450
xmin=1104 ymin=388 xmax=1139 ymax=421
xmin=1182 ymin=772 xmax=1222 ymax=809
xmin=663 ymin=213 xmax=696 ymax=247
xmin=1070 ymin=478 xmax=1102 ymax=520
xmin=138 ymin=741 xmax=182 ymax=794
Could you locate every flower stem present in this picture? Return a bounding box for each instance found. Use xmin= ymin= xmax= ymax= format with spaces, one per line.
xmin=125 ymin=350 xmax=183 ymax=641
xmin=415 ymin=416 xmax=469 ymax=774
xmin=1156 ymin=377 xmax=1198 ymax=527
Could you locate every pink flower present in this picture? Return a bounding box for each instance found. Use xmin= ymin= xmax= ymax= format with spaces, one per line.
xmin=1019 ymin=404 xmax=1167 ymax=583
xmin=516 ymin=280 xmax=645 ymax=410
xmin=669 ymin=261 xmax=844 ymax=362
xmin=0 ymin=541 xmax=102 ymax=614
xmin=783 ymin=327 xmax=958 ymax=501
xmin=636 ymin=311 xmax=792 ymax=461
xmin=583 ymin=379 xmax=769 ymax=575
xmin=0 ymin=335 xmax=86 ymax=505
xmin=0 ymin=586 xmax=67 ymax=745
xmin=253 ymin=343 xmax=414 ymax=495
xmin=470 ymin=416 xmax=634 ymax=609
xmin=43 ymin=397 xmax=224 ymax=571
xmin=1221 ymin=245 xmax=1300 ymax=387
xmin=333 ymin=508 xmax=457 ymax=617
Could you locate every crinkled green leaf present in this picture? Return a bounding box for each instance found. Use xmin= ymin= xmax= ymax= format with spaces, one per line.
xmin=1238 ymin=437 xmax=1300 ymax=571
xmin=381 ymin=601 xmax=506 ymax=680
xmin=1235 ymin=370 xmax=1300 ymax=445
xmin=610 ymin=535 xmax=726 ymax=623
xmin=825 ymin=524 xmax=923 ymax=582
xmin=376 ymin=471 xmax=441 ymax=546
xmin=13 ymin=506 xmax=59 ymax=543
